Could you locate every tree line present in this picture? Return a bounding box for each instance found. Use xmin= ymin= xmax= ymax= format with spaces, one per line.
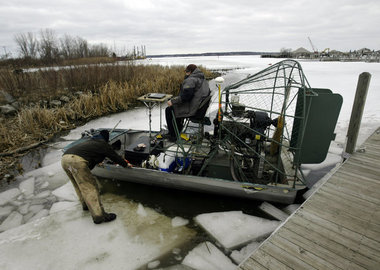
xmin=13 ymin=29 xmax=111 ymax=63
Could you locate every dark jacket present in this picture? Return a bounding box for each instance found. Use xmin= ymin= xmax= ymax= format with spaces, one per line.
xmin=170 ymin=68 xmax=210 ymax=118
xmin=63 ymin=138 xmax=128 ymax=170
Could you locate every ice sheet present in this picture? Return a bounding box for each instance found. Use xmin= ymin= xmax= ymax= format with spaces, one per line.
xmin=182 ymin=241 xmax=237 ymax=270
xmin=0 ymin=189 xmax=21 ymax=206
xmin=0 ymin=193 xmax=196 ymax=270
xmin=195 ymin=211 xmax=280 ymax=250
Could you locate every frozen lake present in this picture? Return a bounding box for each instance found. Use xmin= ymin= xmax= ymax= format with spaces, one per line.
xmin=1 ymin=55 xmax=379 ymax=269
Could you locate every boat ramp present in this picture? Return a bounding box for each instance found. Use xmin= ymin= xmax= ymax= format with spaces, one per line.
xmin=239 ymin=127 xmax=380 ymax=270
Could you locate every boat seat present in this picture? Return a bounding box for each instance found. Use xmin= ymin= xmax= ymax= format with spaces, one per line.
xmin=189 ymin=95 xmax=212 ymax=123
xmin=180 ymin=95 xmax=212 ymax=141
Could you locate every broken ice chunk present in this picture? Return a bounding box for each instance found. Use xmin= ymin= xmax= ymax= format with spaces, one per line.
xmin=195 ymin=211 xmax=280 ymax=249
xmin=171 ymin=216 xmax=189 ymax=227
xmin=0 ymin=188 xmax=21 ymax=206
xmin=19 ymin=177 xmax=35 ymax=196
xmin=182 ymin=241 xmax=236 ymax=270
xmin=0 ymin=211 xmax=23 ymax=232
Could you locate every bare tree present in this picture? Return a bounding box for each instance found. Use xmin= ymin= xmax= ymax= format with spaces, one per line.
xmin=27 ymin=32 xmax=38 ymax=58
xmin=14 ymin=32 xmax=38 ymax=59
xmin=14 ymin=33 xmax=29 ymax=58
xmin=74 ymin=37 xmax=89 ymax=58
xmin=89 ymin=43 xmax=110 ymax=57
xmin=280 ymin=47 xmax=292 ymax=58
xmin=39 ymin=29 xmax=59 ymax=61
xmin=13 ymin=29 xmax=117 ymax=61
xmin=59 ymin=34 xmax=75 ymax=59
xmin=1 ymin=46 xmax=12 ymax=59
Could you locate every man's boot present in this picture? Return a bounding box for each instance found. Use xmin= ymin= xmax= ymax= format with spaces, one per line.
xmin=93 ymin=212 xmax=117 ymax=224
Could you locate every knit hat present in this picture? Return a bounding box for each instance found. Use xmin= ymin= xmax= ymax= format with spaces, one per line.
xmin=185 ymin=64 xmax=197 ymax=73
xmin=99 ymin=130 xmax=110 ymax=142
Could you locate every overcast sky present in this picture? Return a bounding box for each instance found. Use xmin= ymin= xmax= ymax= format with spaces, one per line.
xmin=1 ymin=0 xmax=379 ymax=56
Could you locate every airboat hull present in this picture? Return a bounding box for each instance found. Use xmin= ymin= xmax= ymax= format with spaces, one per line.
xmin=92 ymin=164 xmax=298 ymax=204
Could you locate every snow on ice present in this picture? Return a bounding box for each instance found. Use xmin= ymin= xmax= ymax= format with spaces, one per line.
xmin=182 ymin=241 xmax=237 ymax=270
xmin=171 ymin=216 xmax=189 ymax=227
xmin=0 ymin=188 xmax=21 ymax=206
xmin=0 ymin=193 xmax=196 ymax=270
xmin=195 ymin=211 xmax=280 ymax=250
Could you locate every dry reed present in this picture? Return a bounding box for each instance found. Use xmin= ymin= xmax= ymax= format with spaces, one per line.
xmin=0 ymin=64 xmax=216 ymax=178
xmin=0 ymin=64 xmax=190 ymax=152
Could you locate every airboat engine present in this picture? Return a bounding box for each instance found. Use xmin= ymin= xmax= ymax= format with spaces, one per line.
xmin=221 ymin=108 xmax=277 ymax=183
xmin=246 ymin=110 xmax=277 ymax=141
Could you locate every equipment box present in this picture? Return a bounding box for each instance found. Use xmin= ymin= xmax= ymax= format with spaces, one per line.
xmin=124 ymin=135 xmax=162 ymax=165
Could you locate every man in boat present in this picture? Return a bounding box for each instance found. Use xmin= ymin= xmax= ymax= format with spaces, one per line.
xmin=165 ymin=64 xmax=211 ymax=141
xmin=61 ymin=130 xmax=130 ymax=224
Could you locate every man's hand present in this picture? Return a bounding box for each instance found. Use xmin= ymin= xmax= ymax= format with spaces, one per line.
xmin=167 ymin=100 xmax=172 ymax=106
xmin=125 ymin=159 xmax=133 ymax=168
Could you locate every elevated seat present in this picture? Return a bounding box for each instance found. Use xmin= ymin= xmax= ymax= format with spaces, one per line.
xmin=182 ymin=95 xmax=212 ymax=138
xmin=188 ymin=95 xmax=212 ymax=123
xmin=172 ymin=95 xmax=212 ymax=143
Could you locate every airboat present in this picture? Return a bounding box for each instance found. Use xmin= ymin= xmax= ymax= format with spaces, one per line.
xmin=65 ymin=60 xmax=342 ymax=204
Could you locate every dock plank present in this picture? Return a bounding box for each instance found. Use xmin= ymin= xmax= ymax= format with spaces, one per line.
xmin=239 ymin=257 xmax=267 ymax=270
xmin=323 ymin=179 xmax=380 ymax=205
xmin=276 ymin=227 xmax=358 ymax=270
xmin=247 ymin=249 xmax=292 ymax=270
xmin=333 ymin=170 xmax=380 ymax=187
xmin=260 ymin=242 xmax=318 ymax=269
xmin=295 ymin=211 xmax=380 ymax=260
xmin=287 ymin=214 xmax=377 ymax=269
xmin=312 ymin=187 xmax=380 ymax=222
xmin=340 ymin=163 xmax=380 ymax=180
xmin=239 ymin=128 xmax=380 ymax=270
xmin=269 ymin=234 xmax=339 ymax=270
xmin=304 ymin=197 xmax=380 ymax=239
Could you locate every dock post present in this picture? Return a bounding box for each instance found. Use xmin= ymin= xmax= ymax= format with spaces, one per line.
xmin=344 ymin=72 xmax=371 ymax=158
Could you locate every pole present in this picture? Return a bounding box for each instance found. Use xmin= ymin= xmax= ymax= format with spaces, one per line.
xmin=215 ymin=77 xmax=224 ymax=122
xmin=218 ymin=84 xmax=222 ymax=122
xmin=214 ymin=77 xmax=224 ymax=141
xmin=109 ymin=120 xmax=122 ymax=135
xmin=344 ymin=72 xmax=371 ymax=158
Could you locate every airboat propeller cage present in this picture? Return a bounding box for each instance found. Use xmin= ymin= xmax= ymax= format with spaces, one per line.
xmin=220 ymin=60 xmax=342 ymax=168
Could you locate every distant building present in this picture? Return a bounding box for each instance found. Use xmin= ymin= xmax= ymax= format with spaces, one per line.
xmin=285 ymin=45 xmax=379 ymax=62
xmin=357 ymin=48 xmax=372 ymax=56
xmin=291 ymin=47 xmax=312 ymax=58
xmin=329 ymin=50 xmax=346 ymax=58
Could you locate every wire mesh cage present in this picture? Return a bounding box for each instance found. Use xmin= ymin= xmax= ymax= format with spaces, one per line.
xmin=218 ymin=60 xmax=313 ymax=186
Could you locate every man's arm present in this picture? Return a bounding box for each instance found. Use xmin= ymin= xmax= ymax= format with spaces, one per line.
xmin=104 ymin=144 xmax=129 ymax=167
xmin=171 ymin=79 xmax=196 ymax=105
xmin=180 ymin=86 xmax=195 ymax=102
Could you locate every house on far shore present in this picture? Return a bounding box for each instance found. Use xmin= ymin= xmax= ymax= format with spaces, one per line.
xmin=357 ymin=48 xmax=372 ymax=56
xmin=291 ymin=47 xmax=312 ymax=58
xmin=329 ymin=50 xmax=344 ymax=57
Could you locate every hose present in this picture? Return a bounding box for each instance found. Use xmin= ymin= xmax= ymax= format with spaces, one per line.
xmin=229 ymin=144 xmax=241 ymax=182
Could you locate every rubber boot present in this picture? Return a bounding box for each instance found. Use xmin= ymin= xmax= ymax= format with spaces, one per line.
xmin=93 ymin=212 xmax=117 ymax=224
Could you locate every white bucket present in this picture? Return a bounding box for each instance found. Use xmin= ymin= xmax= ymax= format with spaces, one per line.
xmin=157 ymin=153 xmax=176 ymax=172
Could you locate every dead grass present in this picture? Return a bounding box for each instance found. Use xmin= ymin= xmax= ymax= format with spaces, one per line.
xmin=61 ymin=57 xmax=117 ymax=66
xmin=0 ymin=63 xmax=191 ymax=105
xmin=0 ymin=64 xmax=216 ymax=179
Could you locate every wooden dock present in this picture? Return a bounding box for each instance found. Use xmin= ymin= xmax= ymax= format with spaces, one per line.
xmin=239 ymin=127 xmax=380 ymax=270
